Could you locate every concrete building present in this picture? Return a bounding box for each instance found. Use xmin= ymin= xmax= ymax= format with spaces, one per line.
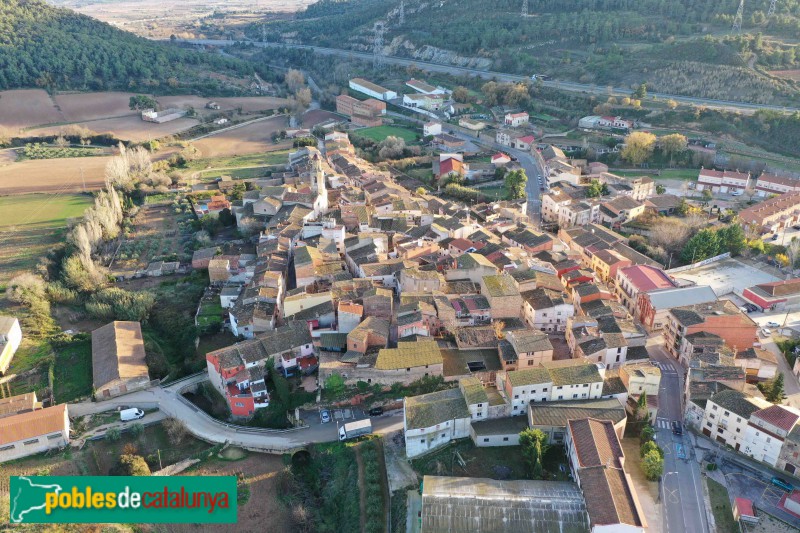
xmin=696 ymin=168 xmax=751 ymax=193
xmin=619 ymin=362 xmax=661 ymax=397
xmin=743 ymin=278 xmax=800 ymax=312
xmin=664 ymin=300 xmax=758 ymax=363
xmin=739 ymin=191 xmax=800 ymax=234
xmin=615 ymin=265 xmax=675 ymax=316
xmin=565 ymin=417 xmax=646 ymax=533
xmin=348 ymin=78 xmax=397 ymax=101
xmin=755 ymin=172 xmax=800 ymax=197
xmin=0 ymin=404 xmax=70 ymax=463
xmin=0 ymin=315 xmax=22 ymax=375
xmin=502 ymin=329 xmax=554 ymax=368
xmin=480 ymin=274 xmax=523 ymax=319
xmin=741 ymin=404 xmax=800 ymax=467
xmin=91 ymin=321 xmax=151 ymax=400
xmin=372 ymin=340 xmax=443 ymax=385
xmin=504 ymin=112 xmax=529 ymax=127
xmin=404 ymin=387 xmax=471 ymax=458
xmin=528 ymin=397 xmax=626 ymax=445
xmin=335 ymin=95 xmax=385 ymax=127
xmin=701 ymin=389 xmax=770 ymax=451
xmin=521 ymin=287 xmax=574 ymax=332
xmin=636 ymin=285 xmax=717 ymax=332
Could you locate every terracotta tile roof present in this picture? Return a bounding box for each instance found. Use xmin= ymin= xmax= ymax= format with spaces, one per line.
xmin=752 ymin=405 xmax=800 ymax=432
xmin=0 ymin=393 xmax=37 ymax=419
xmin=579 ymin=465 xmax=644 ymax=528
xmin=0 ymin=404 xmax=68 ymax=446
xmin=567 ymin=418 xmax=623 ymax=469
xmin=618 ymin=265 xmax=675 ymax=292
xmin=91 ymin=321 xmax=149 ymax=390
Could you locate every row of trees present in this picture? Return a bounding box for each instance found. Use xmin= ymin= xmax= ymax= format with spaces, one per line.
xmin=680 ymin=223 xmax=746 ymax=264
xmin=621 ymin=132 xmax=688 ymax=167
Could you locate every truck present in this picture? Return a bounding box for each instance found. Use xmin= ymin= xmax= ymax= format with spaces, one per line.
xmin=120 ymin=408 xmax=145 ymax=422
xmin=338 ymin=419 xmax=372 ymax=441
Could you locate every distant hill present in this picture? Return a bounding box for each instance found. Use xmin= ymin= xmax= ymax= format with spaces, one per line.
xmin=250 ymin=0 xmax=800 ymax=105
xmin=0 ymin=0 xmax=259 ymax=93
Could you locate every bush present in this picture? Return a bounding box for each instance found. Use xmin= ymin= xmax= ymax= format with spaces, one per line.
xmin=111 ymin=454 xmax=151 ymax=476
xmin=105 ymin=427 xmax=121 ymax=442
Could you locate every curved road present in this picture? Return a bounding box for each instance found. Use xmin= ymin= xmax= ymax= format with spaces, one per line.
xmin=68 ymin=374 xmax=404 ymax=453
xmin=182 ymin=39 xmax=800 ymax=115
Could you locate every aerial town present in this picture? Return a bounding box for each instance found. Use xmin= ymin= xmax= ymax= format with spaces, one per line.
xmin=3 ymin=0 xmax=800 ymax=531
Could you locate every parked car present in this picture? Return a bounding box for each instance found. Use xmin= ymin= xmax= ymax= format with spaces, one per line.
xmin=793 ymin=225 xmax=800 ymax=230
xmin=320 ymin=409 xmax=331 ymax=423
xmin=771 ymin=234 xmax=780 ymax=241
xmin=767 ymin=321 xmax=780 ymax=328
xmin=772 ymin=477 xmax=794 ymax=492
xmin=672 ymin=421 xmax=683 ymax=436
xmin=369 ymin=407 xmax=384 ymax=416
xmin=761 ymin=328 xmax=772 ymax=336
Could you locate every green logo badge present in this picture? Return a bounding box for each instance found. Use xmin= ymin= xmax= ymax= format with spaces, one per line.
xmin=9 ymin=476 xmax=237 ymax=523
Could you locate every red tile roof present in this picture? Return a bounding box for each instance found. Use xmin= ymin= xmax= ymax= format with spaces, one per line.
xmin=439 ymin=158 xmax=463 ymax=176
xmin=619 ymin=265 xmax=675 ymax=292
xmin=568 ymin=418 xmax=624 ymax=468
xmin=517 ymin=135 xmax=536 ymax=144
xmin=752 ymin=405 xmax=800 ymax=432
xmin=735 ymin=498 xmax=755 ymax=518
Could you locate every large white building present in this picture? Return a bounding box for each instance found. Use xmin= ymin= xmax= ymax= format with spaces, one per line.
xmin=741 ymin=404 xmax=800 ymax=467
xmin=0 ymin=315 xmax=22 ymax=375
xmin=348 ymin=78 xmax=397 ymax=101
xmin=701 ymin=389 xmax=770 ymax=452
xmin=403 ymin=387 xmax=472 ymax=458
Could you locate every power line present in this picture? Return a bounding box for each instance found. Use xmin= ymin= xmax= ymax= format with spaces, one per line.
xmin=522 ymin=0 xmax=528 ymax=17
xmin=373 ymin=22 xmax=385 ymax=70
xmin=398 ymin=0 xmax=405 ymax=25
xmin=732 ymin=0 xmax=745 ymax=32
xmin=767 ymin=0 xmax=777 ymax=17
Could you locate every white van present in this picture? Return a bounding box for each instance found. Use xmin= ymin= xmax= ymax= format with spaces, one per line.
xmin=120 ymin=408 xmax=145 ymax=422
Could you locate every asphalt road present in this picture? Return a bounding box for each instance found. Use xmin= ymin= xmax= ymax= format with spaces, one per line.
xmin=182 ymin=39 xmax=800 ymax=115
xmin=649 ymin=343 xmax=710 ymax=533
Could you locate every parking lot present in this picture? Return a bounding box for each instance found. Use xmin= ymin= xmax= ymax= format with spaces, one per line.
xmin=723 ymin=467 xmax=800 ymax=525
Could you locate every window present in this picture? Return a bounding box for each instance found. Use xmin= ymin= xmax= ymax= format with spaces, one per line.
xmin=46 ymin=433 xmax=62 ymax=440
xmin=717 ymin=427 xmax=723 ymax=433
xmin=0 ymin=444 xmax=15 ymax=451
xmin=484 ymin=438 xmax=489 ymax=443
xmin=558 ymin=395 xmax=563 ymax=400
xmin=707 ymin=422 xmax=712 ymax=428
xmin=736 ymin=428 xmax=741 ymax=433
xmin=737 ymin=417 xmax=741 ymax=422
xmin=407 ymin=368 xmax=410 ymax=372
xmin=573 ymin=394 xmax=578 ymax=399
xmin=583 ymin=384 xmax=589 ymax=388
xmin=528 ymin=360 xmax=534 ymax=366
xmin=503 ymin=437 xmax=509 ymax=442
xmin=557 ymin=386 xmax=563 ymax=390
xmin=235 ymin=402 xmax=244 ymax=407
xmin=478 ymin=404 xmax=483 ymax=408
xmin=514 ymin=395 xmax=519 ymax=399
xmin=543 ymin=313 xmax=548 ymax=317
xmin=710 ymin=414 xmax=715 ymax=420
xmin=543 ymin=388 xmax=548 ymax=392
xmin=724 ymin=411 xmax=730 ymax=416
xmin=421 ymin=439 xmax=426 ymax=443
xmin=442 ymin=433 xmax=446 ymax=438
xmin=23 ymin=439 xmax=39 ymax=445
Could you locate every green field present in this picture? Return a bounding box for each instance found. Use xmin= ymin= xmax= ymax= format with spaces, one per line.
xmin=0 ymin=193 xmax=93 ymax=283
xmin=186 ymin=151 xmax=291 ymax=172
xmin=352 ymin=125 xmax=418 ymax=143
xmin=53 ymin=339 xmax=93 ymax=403
xmin=706 ymin=478 xmax=737 ymax=533
xmin=476 ymin=185 xmax=509 ymax=201
xmin=199 ymin=166 xmax=273 ymax=181
xmin=612 ymin=169 xmax=698 ymax=181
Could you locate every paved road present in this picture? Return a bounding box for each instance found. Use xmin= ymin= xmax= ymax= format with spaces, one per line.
xmin=649 ymin=342 xmax=710 ymax=533
xmin=69 ymin=375 xmax=404 ymax=453
xmin=183 ymin=39 xmax=800 ymax=115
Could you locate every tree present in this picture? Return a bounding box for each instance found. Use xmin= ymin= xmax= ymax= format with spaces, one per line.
xmin=642 ymin=449 xmax=664 ymax=481
xmin=415 ymin=187 xmax=426 ymax=195
xmin=640 ymin=424 xmax=655 ymax=444
xmin=636 ymin=393 xmax=648 ymax=420
xmin=656 ymin=184 xmax=666 ymax=194
xmin=702 ymin=189 xmax=713 ymax=201
xmin=504 ymin=169 xmax=528 ymax=200
xmin=519 ymin=428 xmax=548 ymax=478
xmin=640 ymin=440 xmax=662 ymax=458
xmin=717 ymin=223 xmax=746 ymax=256
xmin=325 ymin=373 xmax=345 ymax=395
xmin=787 ymin=238 xmax=800 ymax=268
xmin=759 ymin=372 xmax=785 ymax=403
xmin=112 ymin=454 xmax=151 ymax=476
xmin=660 ymin=133 xmax=688 ymax=166
xmin=105 ymin=427 xmax=121 ymax=441
xmin=452 ymin=86 xmax=471 ymax=103
xmin=651 ymin=219 xmax=691 ymax=257
xmin=621 ymin=132 xmax=656 ymax=166
xmin=586 ymin=179 xmax=609 ymax=198
xmin=666 ymin=99 xmax=678 ymax=110
xmin=377 ymin=136 xmax=406 ymax=160
xmin=284 ymin=69 xmax=306 ymax=94
xmin=129 ymin=95 xmax=156 ymax=110
xmin=163 ymin=418 xmax=187 ymax=445
xmin=681 ymin=229 xmax=719 ymax=263
xmin=633 ymin=83 xmax=648 ymax=99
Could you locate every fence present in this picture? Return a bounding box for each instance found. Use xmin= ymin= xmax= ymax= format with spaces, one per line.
xmin=666 ymin=252 xmax=731 ymax=274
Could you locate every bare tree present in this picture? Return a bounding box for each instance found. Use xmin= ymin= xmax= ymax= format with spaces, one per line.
xmin=650 ymin=219 xmax=691 ymax=256
xmin=284 ymin=69 xmax=306 ymax=94
xmin=787 ymin=238 xmax=800 ymax=271
xmin=377 ymin=136 xmax=406 ymax=160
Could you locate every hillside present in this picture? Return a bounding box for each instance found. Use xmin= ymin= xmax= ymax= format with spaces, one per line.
xmin=249 ymin=0 xmax=800 ymax=105
xmin=0 ymin=0 xmax=261 ymax=93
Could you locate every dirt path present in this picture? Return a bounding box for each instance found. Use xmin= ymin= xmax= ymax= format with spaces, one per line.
xmin=355 ymin=444 xmax=368 ymax=533
xmin=375 ymin=440 xmax=391 ymax=533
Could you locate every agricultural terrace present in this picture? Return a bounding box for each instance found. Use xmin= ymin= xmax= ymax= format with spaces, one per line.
xmin=352 ymin=125 xmax=419 ymax=144
xmin=0 ymin=193 xmax=93 ymax=283
xmin=189 ymin=150 xmax=292 ymax=183
xmin=191 ymin=115 xmax=291 ymax=158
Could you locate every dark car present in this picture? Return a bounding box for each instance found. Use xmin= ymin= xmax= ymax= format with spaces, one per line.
xmin=771 ymin=234 xmax=780 ymax=241
xmin=672 ymin=421 xmax=683 ymax=436
xmin=369 ymin=407 xmax=384 ymax=416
